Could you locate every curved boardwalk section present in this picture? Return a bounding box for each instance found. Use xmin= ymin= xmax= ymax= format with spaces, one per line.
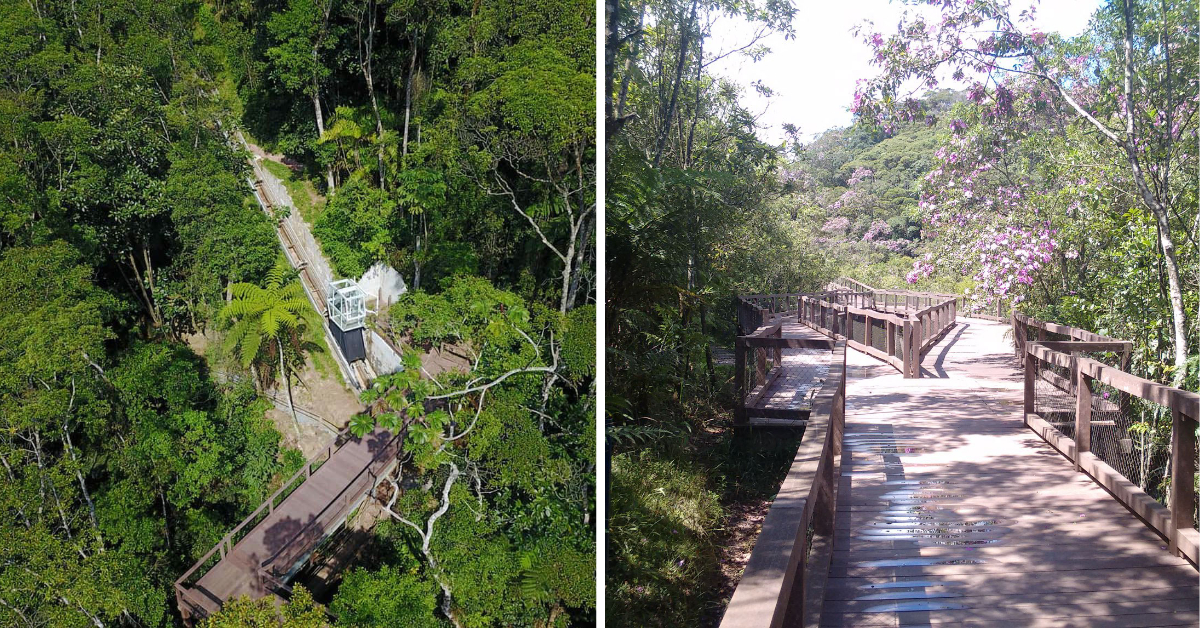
xmin=822 ymin=318 xmax=1198 ymax=627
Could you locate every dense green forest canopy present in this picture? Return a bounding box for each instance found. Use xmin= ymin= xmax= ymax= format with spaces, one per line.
xmin=605 ymin=0 xmax=1197 ymax=625
xmin=0 ymin=0 xmax=595 ymax=625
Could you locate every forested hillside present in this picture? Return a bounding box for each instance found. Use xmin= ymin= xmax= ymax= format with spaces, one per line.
xmin=0 ymin=0 xmax=595 ymax=625
xmin=605 ymin=0 xmax=1196 ymax=625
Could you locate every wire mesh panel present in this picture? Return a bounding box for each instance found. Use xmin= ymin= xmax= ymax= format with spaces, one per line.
xmin=1042 ymin=329 xmax=1073 ymax=342
xmin=851 ymin=313 xmax=866 ymax=346
xmin=869 ymin=317 xmax=887 ymax=354
xmin=1033 ymin=356 xmax=1076 ymax=436
xmin=1088 ymin=378 xmax=1174 ymax=506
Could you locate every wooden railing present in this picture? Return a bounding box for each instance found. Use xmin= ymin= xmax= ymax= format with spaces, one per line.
xmin=736 ymin=289 xmax=956 ymax=379
xmin=958 ymin=295 xmax=1011 ymax=322
xmin=733 ymin=317 xmax=838 ymax=425
xmin=795 ymin=292 xmax=955 ymax=378
xmin=828 ymin=276 xmax=877 ymax=294
xmin=1012 ymin=311 xmax=1131 ymax=368
xmin=1023 ymin=341 xmax=1199 ymax=565
xmin=173 ymin=427 xmax=395 ymax=621
xmin=831 ymin=277 xmax=1011 ymax=321
xmin=736 ymin=293 xmax=832 ymax=334
xmin=259 ymin=433 xmax=402 ymax=580
xmin=721 ymin=343 xmax=847 ymax=628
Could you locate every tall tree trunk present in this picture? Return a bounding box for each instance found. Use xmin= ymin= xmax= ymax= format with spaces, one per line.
xmin=652 ymin=0 xmax=698 ymax=167
xmin=313 ymin=0 xmax=335 ymax=192
xmin=616 ymin=3 xmax=646 ymax=121
xmin=1120 ymin=0 xmax=1188 ymax=382
xmin=565 ymin=213 xmax=593 ymax=311
xmin=403 ymin=48 xmax=417 ymax=156
xmin=359 ymin=0 xmax=386 ymax=188
xmin=126 ymin=250 xmax=162 ymax=328
xmin=313 ymin=89 xmax=335 ymax=192
xmin=62 ymin=380 xmax=101 ymax=546
xmin=280 ymin=338 xmax=299 ymax=430
xmin=604 ymin=0 xmax=620 ymax=139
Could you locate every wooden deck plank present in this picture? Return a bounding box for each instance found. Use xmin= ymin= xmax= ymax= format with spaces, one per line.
xmin=823 ymin=583 xmax=1197 ymax=615
xmin=818 ymin=319 xmax=1198 ymax=627
xmin=824 ymin=564 xmax=1200 ymax=599
xmin=190 ymin=426 xmax=400 ymax=610
xmin=821 ymin=599 xmax=1198 ymax=627
xmin=744 ymin=318 xmax=832 ymax=416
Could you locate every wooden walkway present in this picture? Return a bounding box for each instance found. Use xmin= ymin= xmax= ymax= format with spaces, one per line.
xmin=745 ymin=320 xmax=832 ymax=422
xmin=176 ymin=426 xmax=401 ymax=622
xmin=821 ymin=318 xmax=1198 ymax=627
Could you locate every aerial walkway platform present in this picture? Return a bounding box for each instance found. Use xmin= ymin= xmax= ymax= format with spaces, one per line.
xmin=721 ymin=284 xmax=1198 ymax=628
xmin=174 ymin=427 xmax=402 ymax=625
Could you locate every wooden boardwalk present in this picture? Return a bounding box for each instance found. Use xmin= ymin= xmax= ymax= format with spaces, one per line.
xmin=745 ymin=320 xmax=833 ymax=421
xmin=177 ymin=426 xmax=401 ymax=622
xmin=820 ymin=318 xmax=1199 ymax=627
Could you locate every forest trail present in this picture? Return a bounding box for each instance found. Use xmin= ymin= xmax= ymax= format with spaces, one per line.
xmin=820 ymin=318 xmax=1199 ymax=627
xmin=241 ymin=132 xmax=377 ymax=395
xmin=241 ymin=133 xmax=337 ymax=301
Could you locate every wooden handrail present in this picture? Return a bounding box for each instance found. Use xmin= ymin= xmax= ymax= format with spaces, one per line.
xmin=175 ymin=438 xmax=337 ymax=587
xmin=1024 ymin=341 xmax=1198 ymax=565
xmin=785 ymin=292 xmax=955 ymax=378
xmin=1013 ymin=311 xmax=1131 ymax=369
xmin=259 ymin=431 xmax=402 ymax=575
xmin=174 ymin=431 xmax=346 ymax=620
xmin=721 ymin=342 xmax=847 ymax=628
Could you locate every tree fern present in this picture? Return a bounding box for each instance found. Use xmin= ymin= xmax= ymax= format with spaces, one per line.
xmin=220 ymin=258 xmax=320 ymax=430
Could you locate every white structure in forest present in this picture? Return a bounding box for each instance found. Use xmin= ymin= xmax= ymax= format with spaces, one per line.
xmin=326 ymin=280 xmax=367 ymax=363
xmin=327 ymin=279 xmax=367 ymax=331
xmin=357 ymin=262 xmax=408 ymax=312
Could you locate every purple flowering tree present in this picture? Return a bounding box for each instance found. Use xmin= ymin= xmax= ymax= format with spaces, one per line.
xmin=855 ymin=0 xmax=1197 ymax=378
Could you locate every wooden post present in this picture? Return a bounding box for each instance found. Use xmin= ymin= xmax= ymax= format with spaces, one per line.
xmin=912 ymin=317 xmax=923 ymax=378
xmin=1023 ymin=350 xmax=1036 ymax=426
xmin=1074 ymin=365 xmax=1091 ymax=472
xmin=1169 ymin=408 xmax=1196 ymax=556
xmin=902 ymin=320 xmax=913 ymax=378
xmin=886 ymin=320 xmax=895 ymax=357
xmin=734 ymin=337 xmax=746 ymax=425
xmin=755 ymin=345 xmax=767 ymax=387
xmin=1011 ymin=310 xmax=1022 ymax=357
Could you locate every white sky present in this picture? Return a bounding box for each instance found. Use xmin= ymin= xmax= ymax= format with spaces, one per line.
xmin=707 ymin=0 xmax=1102 ymax=144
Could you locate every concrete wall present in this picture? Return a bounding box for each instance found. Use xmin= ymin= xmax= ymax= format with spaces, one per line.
xmin=365 ymin=328 xmax=404 ymax=376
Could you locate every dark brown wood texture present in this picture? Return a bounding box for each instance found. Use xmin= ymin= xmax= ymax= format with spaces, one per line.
xmin=821 ymin=320 xmax=1197 ymax=628
xmin=1026 ymin=342 xmax=1200 ymax=563
xmin=721 ymin=343 xmax=847 ymax=628
xmin=174 ymin=427 xmax=402 ymax=624
xmin=726 ymin=281 xmax=1197 ymax=627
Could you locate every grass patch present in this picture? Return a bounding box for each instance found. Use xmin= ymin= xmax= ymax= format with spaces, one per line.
xmin=607 ymin=408 xmax=806 ymax=627
xmin=261 ymin=158 xmax=326 ymax=223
